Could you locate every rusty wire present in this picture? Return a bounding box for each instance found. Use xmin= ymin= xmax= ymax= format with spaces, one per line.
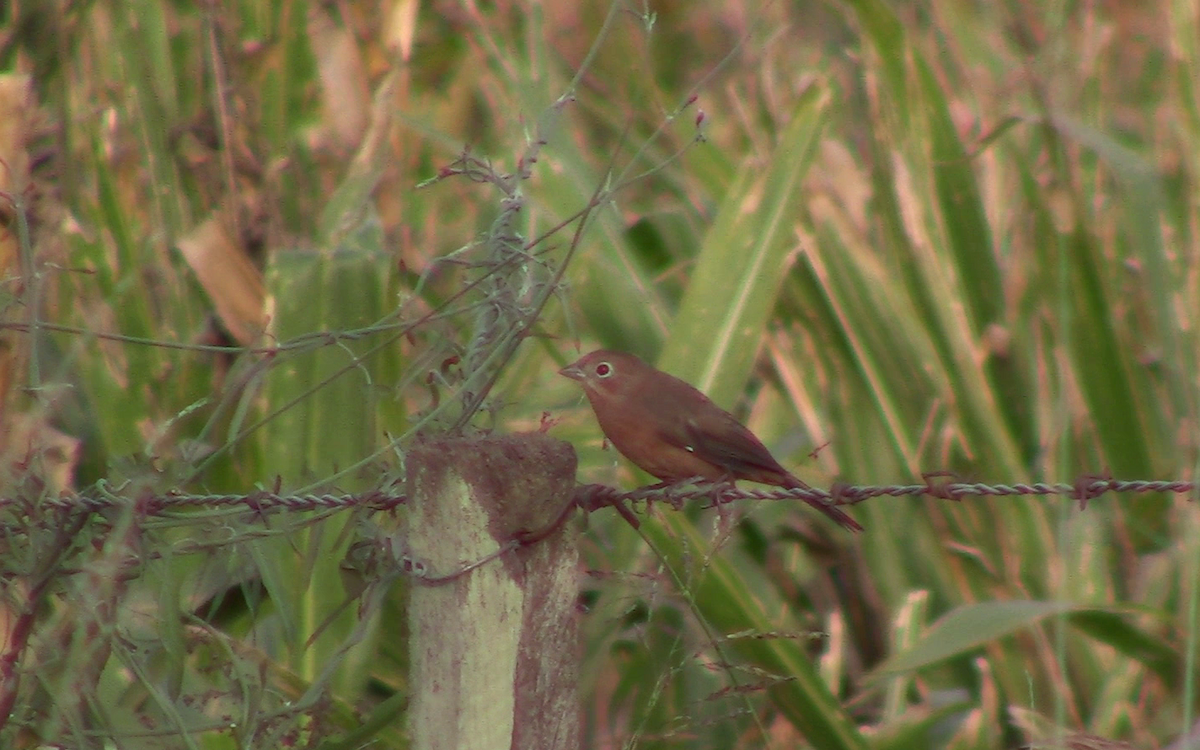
xmin=0 ymin=477 xmax=1191 ymax=516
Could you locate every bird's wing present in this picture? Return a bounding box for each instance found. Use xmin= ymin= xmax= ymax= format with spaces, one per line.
xmin=679 ymin=414 xmax=788 ymax=477
xmin=633 ymin=376 xmax=789 ymax=478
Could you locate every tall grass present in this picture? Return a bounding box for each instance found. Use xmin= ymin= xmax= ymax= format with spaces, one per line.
xmin=1 ymin=0 xmax=1196 ymax=747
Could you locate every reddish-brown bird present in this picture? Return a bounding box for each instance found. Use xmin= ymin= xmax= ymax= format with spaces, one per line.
xmin=559 ymin=350 xmax=862 ymax=531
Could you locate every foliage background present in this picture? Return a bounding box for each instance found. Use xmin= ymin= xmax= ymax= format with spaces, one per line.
xmin=1 ymin=0 xmax=1197 ymax=747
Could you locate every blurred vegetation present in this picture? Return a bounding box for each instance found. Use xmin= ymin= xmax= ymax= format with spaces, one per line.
xmin=1 ymin=0 xmax=1198 ymax=747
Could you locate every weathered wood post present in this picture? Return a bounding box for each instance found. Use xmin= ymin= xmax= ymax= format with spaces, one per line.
xmin=404 ymin=432 xmax=580 ymax=750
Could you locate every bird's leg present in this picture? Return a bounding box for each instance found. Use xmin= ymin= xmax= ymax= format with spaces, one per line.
xmin=663 ymin=477 xmax=699 ymax=510
xmin=639 ymin=477 xmax=703 ymax=512
xmin=693 ymin=476 xmax=738 ymax=509
xmin=639 ymin=480 xmax=674 ymax=514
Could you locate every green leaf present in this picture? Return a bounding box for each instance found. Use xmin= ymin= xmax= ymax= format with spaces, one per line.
xmin=874 ymin=600 xmax=1076 ymax=674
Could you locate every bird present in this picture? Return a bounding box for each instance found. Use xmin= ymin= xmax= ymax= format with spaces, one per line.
xmin=559 ymin=350 xmax=862 ymax=531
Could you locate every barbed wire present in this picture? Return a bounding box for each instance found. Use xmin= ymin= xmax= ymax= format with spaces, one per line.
xmin=0 ymin=477 xmax=1190 ymax=516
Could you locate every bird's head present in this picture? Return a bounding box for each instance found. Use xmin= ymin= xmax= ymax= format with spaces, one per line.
xmin=559 ymin=350 xmax=645 ymax=399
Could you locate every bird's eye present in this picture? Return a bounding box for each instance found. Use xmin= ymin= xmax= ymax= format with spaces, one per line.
xmin=594 ymin=362 xmax=613 ymax=377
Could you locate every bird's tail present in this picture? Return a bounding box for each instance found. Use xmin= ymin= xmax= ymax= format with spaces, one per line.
xmin=783 ymin=475 xmax=863 ymax=532
xmin=808 ymin=498 xmax=863 ymax=532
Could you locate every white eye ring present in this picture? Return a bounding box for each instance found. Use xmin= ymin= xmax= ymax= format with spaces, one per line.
xmin=595 ymin=362 xmax=614 ymax=378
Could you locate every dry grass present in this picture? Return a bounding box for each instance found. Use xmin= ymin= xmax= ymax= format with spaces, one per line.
xmin=1 ymin=0 xmax=1197 ymax=747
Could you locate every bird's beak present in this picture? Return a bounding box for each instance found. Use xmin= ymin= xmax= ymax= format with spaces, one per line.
xmin=559 ymin=362 xmax=585 ymax=381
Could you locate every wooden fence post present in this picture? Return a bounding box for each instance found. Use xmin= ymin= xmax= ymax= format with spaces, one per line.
xmin=405 ymin=432 xmax=579 ymax=750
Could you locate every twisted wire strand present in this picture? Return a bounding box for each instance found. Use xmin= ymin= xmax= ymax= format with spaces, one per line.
xmin=0 ymin=478 xmax=1187 ymax=516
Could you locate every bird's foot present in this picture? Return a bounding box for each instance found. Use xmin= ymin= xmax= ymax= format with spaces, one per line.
xmin=640 ymin=478 xmax=703 ymax=511
xmin=693 ymin=477 xmax=738 ymax=510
